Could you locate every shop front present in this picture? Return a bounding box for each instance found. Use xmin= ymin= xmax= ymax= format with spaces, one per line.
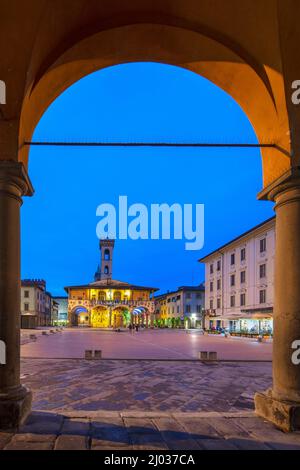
xmin=229 ymin=311 xmax=273 ymax=336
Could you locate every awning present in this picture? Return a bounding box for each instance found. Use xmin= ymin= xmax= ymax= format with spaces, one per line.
xmin=227 ymin=314 xmax=273 ymax=320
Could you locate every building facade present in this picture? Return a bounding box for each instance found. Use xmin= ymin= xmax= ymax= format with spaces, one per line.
xmin=65 ymin=239 xmax=158 ymax=328
xmin=21 ymin=279 xmax=53 ymax=328
xmin=50 ymin=298 xmax=59 ymax=325
xmin=199 ymin=217 xmax=275 ymax=335
xmin=52 ymin=296 xmax=68 ymax=325
xmin=155 ymin=285 xmax=205 ymax=329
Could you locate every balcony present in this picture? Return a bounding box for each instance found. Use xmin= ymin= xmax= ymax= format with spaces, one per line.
xmin=90 ymin=299 xmax=155 ymax=308
xmin=204 ymin=309 xmax=217 ymax=316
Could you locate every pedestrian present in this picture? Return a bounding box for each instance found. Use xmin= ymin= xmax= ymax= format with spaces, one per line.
xmin=128 ymin=323 xmax=132 ymax=334
xmin=135 ymin=324 xmax=139 ymax=332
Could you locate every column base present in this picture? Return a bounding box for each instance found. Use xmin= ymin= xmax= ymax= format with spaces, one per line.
xmin=254 ymin=389 xmax=300 ymax=432
xmin=0 ymin=385 xmax=32 ymax=430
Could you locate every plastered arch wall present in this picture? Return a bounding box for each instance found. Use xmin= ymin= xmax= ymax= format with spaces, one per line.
xmin=18 ymin=23 xmax=291 ymax=188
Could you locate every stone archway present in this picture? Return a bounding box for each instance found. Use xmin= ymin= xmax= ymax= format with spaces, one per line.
xmin=1 ymin=1 xmax=300 ymax=431
xmin=131 ymin=306 xmax=151 ymax=327
xmin=109 ymin=305 xmax=132 ymax=329
xmin=70 ymin=306 xmax=90 ymax=327
xmin=18 ymin=22 xmax=291 ymax=185
xmin=90 ymin=306 xmax=110 ymax=328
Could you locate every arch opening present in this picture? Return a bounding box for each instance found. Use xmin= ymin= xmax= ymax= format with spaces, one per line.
xmin=19 ymin=22 xmax=291 ymax=188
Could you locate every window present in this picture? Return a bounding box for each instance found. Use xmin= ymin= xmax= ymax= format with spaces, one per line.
xmin=196 ymin=305 xmax=202 ymax=313
xmin=196 ymin=293 xmax=202 ymax=299
xmin=210 ymin=264 xmax=214 ymax=274
xmin=217 ymin=260 xmax=221 ymax=271
xmin=230 ymin=274 xmax=235 ymax=287
xmin=240 ymin=293 xmax=246 ymax=306
xmin=231 ymin=253 xmax=235 ymax=265
xmin=217 ymin=279 xmax=221 ymax=290
xmin=209 ymin=300 xmax=213 ymax=310
xmin=230 ymin=295 xmax=235 ymax=307
xmin=260 ymin=238 xmax=266 ymax=253
xmin=104 ymin=249 xmax=110 ymax=260
xmin=177 ymin=306 xmax=179 ymax=314
xmin=98 ymin=291 xmax=106 ymax=301
xmin=241 ymin=248 xmax=246 ymax=261
xmin=24 ymin=290 xmax=29 ymax=298
xmin=186 ymin=305 xmax=191 ymax=313
xmin=113 ymin=291 xmax=121 ymax=301
xmin=24 ymin=303 xmax=29 ymax=311
xmin=210 ymin=282 xmax=213 ymax=292
xmin=259 ymin=289 xmax=266 ymax=304
xmin=259 ymin=264 xmax=266 ymax=278
xmin=104 ymin=265 xmax=109 ymax=274
xmin=217 ymin=298 xmax=221 ymax=309
xmin=240 ymin=271 xmax=246 ymax=284
xmin=186 ymin=292 xmax=191 ymax=299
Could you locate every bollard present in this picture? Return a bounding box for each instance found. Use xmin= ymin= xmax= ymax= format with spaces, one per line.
xmin=85 ymin=350 xmax=93 ymax=360
xmin=199 ymin=351 xmax=208 ymax=360
xmin=208 ymin=351 xmax=218 ymax=361
xmin=94 ymin=350 xmax=102 ymax=359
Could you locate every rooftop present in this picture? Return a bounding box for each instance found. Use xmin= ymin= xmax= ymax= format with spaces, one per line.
xmin=198 ymin=216 xmax=275 ymax=263
xmin=154 ymin=284 xmax=205 ymax=300
xmin=64 ymin=278 xmax=159 ymax=293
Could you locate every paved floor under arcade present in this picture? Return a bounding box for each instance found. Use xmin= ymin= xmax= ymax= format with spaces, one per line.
xmin=1 ymin=329 xmax=298 ymax=450
xmin=0 ymin=359 xmax=299 ymax=450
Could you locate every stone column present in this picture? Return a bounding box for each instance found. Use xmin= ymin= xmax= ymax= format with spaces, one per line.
xmin=0 ymin=161 xmax=34 ymax=429
xmin=255 ymin=172 xmax=300 ymax=431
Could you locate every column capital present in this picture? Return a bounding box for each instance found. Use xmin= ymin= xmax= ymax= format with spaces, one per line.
xmin=257 ymin=167 xmax=300 ymax=202
xmin=257 ymin=166 xmax=300 ymax=201
xmin=0 ymin=160 xmax=34 ymax=198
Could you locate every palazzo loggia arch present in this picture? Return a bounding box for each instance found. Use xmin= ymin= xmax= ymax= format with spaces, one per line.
xmin=1 ymin=0 xmax=300 ymax=431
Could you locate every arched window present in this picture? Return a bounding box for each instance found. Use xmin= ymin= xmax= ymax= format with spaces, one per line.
xmin=104 ymin=249 xmax=110 ymax=260
xmin=98 ymin=291 xmax=106 ymax=301
xmin=104 ymin=266 xmax=109 ymax=275
xmin=113 ymin=291 xmax=121 ymax=301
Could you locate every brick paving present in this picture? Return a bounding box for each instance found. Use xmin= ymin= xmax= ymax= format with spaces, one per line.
xmin=0 ymin=357 xmax=298 ymax=450
xmin=2 ymin=330 xmax=295 ymax=450
xmin=20 ymin=359 xmax=272 ymax=412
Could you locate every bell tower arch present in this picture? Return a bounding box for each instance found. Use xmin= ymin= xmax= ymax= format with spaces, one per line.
xmin=99 ymin=238 xmax=115 ymax=280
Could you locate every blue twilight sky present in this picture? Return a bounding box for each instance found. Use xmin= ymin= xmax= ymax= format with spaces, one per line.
xmin=21 ymin=62 xmax=274 ymax=296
